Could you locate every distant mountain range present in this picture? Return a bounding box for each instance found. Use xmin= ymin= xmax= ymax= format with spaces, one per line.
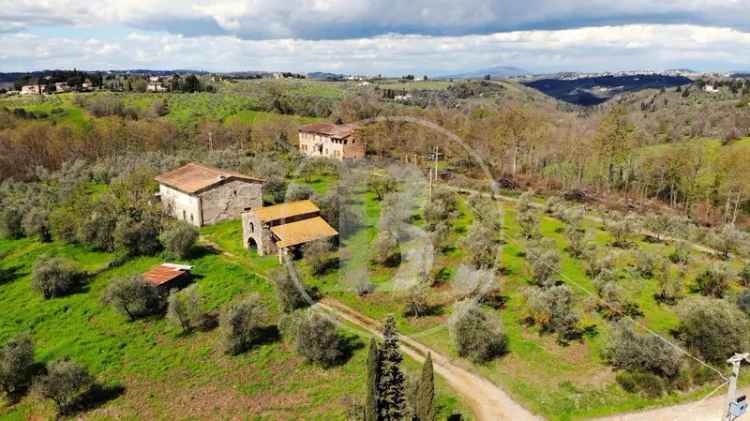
xmin=436 ymin=65 xmax=528 ymax=80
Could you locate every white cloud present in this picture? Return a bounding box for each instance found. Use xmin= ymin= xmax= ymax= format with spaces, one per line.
xmin=1 ymin=24 xmax=749 ymax=73
xmin=2 ymin=0 xmax=750 ymax=39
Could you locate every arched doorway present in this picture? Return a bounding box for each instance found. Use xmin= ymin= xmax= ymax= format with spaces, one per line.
xmin=247 ymin=237 xmax=258 ymax=250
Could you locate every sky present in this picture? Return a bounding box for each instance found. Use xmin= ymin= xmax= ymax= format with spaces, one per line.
xmin=1 ymin=0 xmax=750 ymax=75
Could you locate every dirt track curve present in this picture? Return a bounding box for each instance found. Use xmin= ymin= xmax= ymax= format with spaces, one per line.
xmin=318 ymin=298 xmax=540 ymax=421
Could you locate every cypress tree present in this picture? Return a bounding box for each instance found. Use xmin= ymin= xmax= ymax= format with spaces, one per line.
xmin=378 ymin=316 xmax=406 ymax=420
xmin=365 ymin=338 xmax=380 ymax=421
xmin=414 ymin=353 xmax=435 ymax=421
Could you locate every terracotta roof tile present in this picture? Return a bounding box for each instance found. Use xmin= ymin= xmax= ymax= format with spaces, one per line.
xmin=299 ymin=123 xmax=359 ymax=138
xmin=251 ymin=200 xmax=320 ymax=223
xmin=271 ymin=216 xmax=338 ymax=248
xmin=155 ymin=163 xmax=264 ymax=194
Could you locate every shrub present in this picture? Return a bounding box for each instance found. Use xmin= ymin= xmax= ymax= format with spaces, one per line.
xmin=372 ymin=230 xmax=401 ymax=267
xmin=516 ymin=209 xmax=540 ymax=240
xmin=113 ymin=214 xmax=162 ymax=256
xmin=166 ymin=285 xmax=203 ymax=333
xmin=669 ymin=241 xmax=690 ymax=265
xmin=524 ymin=285 xmax=579 ymax=342
xmin=609 ymin=214 xmax=637 ymax=247
xmin=263 ymin=177 xmax=288 ymax=204
xmin=655 ymin=265 xmax=684 ymax=304
xmin=605 ymin=321 xmax=681 ymax=378
xmin=273 ymin=267 xmax=313 ymax=313
xmin=303 ymin=239 xmax=333 ymax=275
xmin=526 ymin=247 xmax=560 ymax=288
xmin=77 ymin=203 xmax=117 ymax=251
xmin=694 ymin=264 xmax=732 ymax=298
xmin=0 ymin=207 xmax=23 ymax=239
xmin=220 ymin=295 xmax=269 ymax=355
xmin=104 ymin=276 xmax=163 ymax=321
xmin=31 ymin=257 xmax=84 ymax=299
xmin=448 ymin=300 xmax=506 ymax=363
xmin=453 ymin=264 xmax=497 ymax=302
xmin=35 ymin=360 xmax=94 ymax=414
xmin=402 ymin=284 xmax=430 ymax=318
xmin=21 ymin=208 xmax=51 ymax=242
xmin=159 ymin=221 xmax=199 ymax=259
xmin=0 ymin=334 xmax=34 ymax=398
xmin=564 ymin=225 xmax=590 ymax=257
xmin=739 ymin=263 xmax=750 ymax=287
xmin=286 ymin=310 xmax=343 ymax=366
xmin=615 ymin=371 xmax=666 ymax=398
xmin=285 ymin=183 xmax=315 ymax=201
xmin=461 ymin=221 xmax=500 ymax=269
xmin=633 ymin=250 xmax=661 ymax=278
xmin=737 ymin=289 xmax=750 ymax=316
xmin=677 ymin=297 xmax=749 ymax=364
xmin=584 ymin=252 xmax=615 ymax=277
xmin=708 ymin=225 xmax=744 ymax=259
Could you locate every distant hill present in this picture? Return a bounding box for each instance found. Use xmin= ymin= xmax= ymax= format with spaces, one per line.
xmin=306 ymin=72 xmax=347 ymax=80
xmin=523 ymin=74 xmax=692 ymax=106
xmin=436 ymin=65 xmax=528 ymax=80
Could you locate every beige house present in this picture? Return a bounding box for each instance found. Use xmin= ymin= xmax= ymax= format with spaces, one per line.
xmin=298 ymin=123 xmax=364 ymax=160
xmin=241 ymin=200 xmax=338 ymax=259
xmin=20 ymin=85 xmax=46 ymax=95
xmin=155 ymin=163 xmax=264 ymax=227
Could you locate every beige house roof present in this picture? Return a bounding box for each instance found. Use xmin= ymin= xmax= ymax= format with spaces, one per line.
xmin=253 ymin=200 xmax=319 ymax=223
xmin=299 ymin=123 xmax=359 ymax=139
xmin=271 ymin=216 xmax=338 ymax=248
xmin=155 ymin=163 xmax=264 ymax=194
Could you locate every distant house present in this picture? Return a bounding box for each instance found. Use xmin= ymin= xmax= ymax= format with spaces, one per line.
xmin=241 ymin=200 xmax=338 ymax=259
xmin=54 ymin=82 xmax=70 ymax=93
xmin=81 ymin=80 xmax=94 ymax=91
xmin=155 ymin=163 xmax=264 ymax=227
xmin=298 ymin=123 xmax=365 ymax=160
xmin=143 ymin=263 xmax=192 ymax=293
xmin=704 ymin=85 xmax=720 ymax=94
xmin=20 ymin=85 xmax=45 ymax=95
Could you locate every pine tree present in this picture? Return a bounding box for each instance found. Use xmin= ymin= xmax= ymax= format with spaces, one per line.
xmin=377 ymin=316 xmax=406 ymax=420
xmin=365 ymin=338 xmax=380 ymax=421
xmin=414 ymin=353 xmax=435 ymax=421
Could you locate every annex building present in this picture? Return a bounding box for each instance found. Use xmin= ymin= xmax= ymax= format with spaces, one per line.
xmin=241 ymin=200 xmax=338 ymax=259
xmin=298 ymin=123 xmax=364 ymax=160
xmin=155 ymin=163 xmax=264 ymax=227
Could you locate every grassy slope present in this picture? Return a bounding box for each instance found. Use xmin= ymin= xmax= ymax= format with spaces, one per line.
xmin=0 ymin=191 xmax=469 ymax=419
xmin=252 ymin=174 xmax=745 ymax=420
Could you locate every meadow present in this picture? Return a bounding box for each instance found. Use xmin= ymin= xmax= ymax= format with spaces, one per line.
xmin=195 ymin=167 xmax=750 ymax=420
xmin=0 ymin=178 xmax=470 ymax=420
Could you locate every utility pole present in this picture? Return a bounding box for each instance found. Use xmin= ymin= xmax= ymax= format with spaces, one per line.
xmin=208 ymin=131 xmax=213 ymax=152
xmin=725 ymin=353 xmax=750 ymax=421
xmin=427 ymin=145 xmax=441 ymax=203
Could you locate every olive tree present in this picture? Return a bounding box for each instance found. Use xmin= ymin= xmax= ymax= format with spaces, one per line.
xmin=605 ymin=320 xmax=681 ymax=378
xmin=740 ymin=263 xmax=750 ymax=287
xmin=35 ymin=360 xmax=95 ymax=415
xmin=166 ymin=285 xmax=203 ymax=333
xmin=372 ymin=230 xmax=401 ymax=267
xmin=31 ymin=257 xmax=85 ymax=299
xmin=453 ymin=264 xmax=497 ymax=302
xmin=695 ymin=264 xmax=733 ymax=299
xmin=524 ymin=285 xmax=579 ymax=342
xmin=0 ymin=334 xmax=34 ymax=399
xmin=655 ymin=265 xmax=684 ymax=304
xmin=285 ymin=310 xmax=343 ymax=367
xmin=448 ymin=300 xmax=506 ymax=363
xmin=274 ymin=266 xmax=314 ymax=313
xmin=220 ymin=295 xmax=269 ymax=355
xmin=303 ymin=239 xmax=333 ymax=275
xmin=677 ymin=297 xmax=749 ymax=364
xmin=159 ymin=222 xmax=199 ymax=259
xmin=104 ymin=276 xmax=163 ymax=321
xmin=461 ymin=221 xmax=500 ymax=269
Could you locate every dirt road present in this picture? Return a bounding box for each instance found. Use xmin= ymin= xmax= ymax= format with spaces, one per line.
xmin=595 ymin=384 xmax=742 ymax=421
xmin=318 ymin=299 xmax=541 ymax=421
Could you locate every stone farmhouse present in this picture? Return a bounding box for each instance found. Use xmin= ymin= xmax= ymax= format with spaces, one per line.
xmin=20 ymin=85 xmax=46 ymax=95
xmin=241 ymin=200 xmax=338 ymax=260
xmin=155 ymin=163 xmax=264 ymax=227
xmin=298 ymin=123 xmax=365 ymax=160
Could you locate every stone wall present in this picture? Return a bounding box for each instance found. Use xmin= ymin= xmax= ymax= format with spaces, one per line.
xmin=241 ymin=212 xmax=277 ymax=256
xmin=199 ymin=179 xmax=262 ymax=226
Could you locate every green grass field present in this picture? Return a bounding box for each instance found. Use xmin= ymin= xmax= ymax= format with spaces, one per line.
xmin=0 ymin=177 xmax=470 ymax=420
